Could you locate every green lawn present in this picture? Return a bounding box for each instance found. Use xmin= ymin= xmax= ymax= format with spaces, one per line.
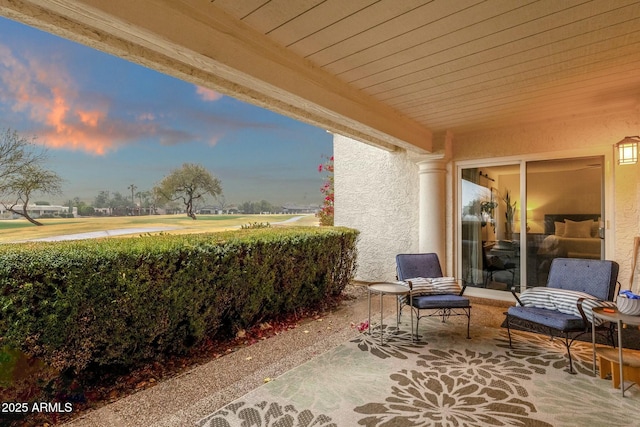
xmin=0 ymin=214 xmax=320 ymax=243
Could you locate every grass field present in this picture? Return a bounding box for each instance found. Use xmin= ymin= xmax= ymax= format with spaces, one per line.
xmin=0 ymin=214 xmax=320 ymax=244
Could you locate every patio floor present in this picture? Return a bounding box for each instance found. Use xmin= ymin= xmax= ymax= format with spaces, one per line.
xmin=62 ymin=284 xmax=511 ymax=427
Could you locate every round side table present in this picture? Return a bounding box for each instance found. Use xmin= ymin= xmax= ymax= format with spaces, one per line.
xmin=367 ymin=282 xmax=412 ymax=345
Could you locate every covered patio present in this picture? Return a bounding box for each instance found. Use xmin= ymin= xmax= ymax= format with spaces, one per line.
xmin=1 ymin=0 xmax=640 ymax=425
xmin=56 ymin=291 xmax=637 ymax=426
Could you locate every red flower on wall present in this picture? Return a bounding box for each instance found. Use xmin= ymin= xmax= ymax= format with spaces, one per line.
xmin=317 ymin=155 xmax=334 ymax=226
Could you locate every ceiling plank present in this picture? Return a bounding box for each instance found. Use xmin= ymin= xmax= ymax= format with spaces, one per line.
xmin=268 ymin=0 xmax=376 ymax=49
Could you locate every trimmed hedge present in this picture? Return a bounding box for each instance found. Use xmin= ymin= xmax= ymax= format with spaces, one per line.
xmin=0 ymin=227 xmax=358 ymax=372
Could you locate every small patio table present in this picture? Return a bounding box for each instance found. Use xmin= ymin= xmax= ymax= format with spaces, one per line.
xmin=367 ymin=282 xmax=412 ymax=345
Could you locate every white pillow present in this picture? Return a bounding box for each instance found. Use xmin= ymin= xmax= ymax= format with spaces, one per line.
xmin=518 ymin=287 xmax=615 ymax=326
xmin=398 ymin=277 xmax=461 ymax=295
xmin=554 ymin=221 xmax=565 ymax=236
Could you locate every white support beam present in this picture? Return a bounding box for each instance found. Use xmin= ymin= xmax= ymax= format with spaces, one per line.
xmin=0 ymin=0 xmax=433 ymax=153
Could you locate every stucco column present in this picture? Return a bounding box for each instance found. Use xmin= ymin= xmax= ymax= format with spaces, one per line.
xmin=417 ymin=155 xmax=447 ymax=262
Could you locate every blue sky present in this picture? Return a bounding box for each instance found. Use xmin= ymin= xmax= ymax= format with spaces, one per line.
xmin=0 ymin=17 xmax=332 ymax=207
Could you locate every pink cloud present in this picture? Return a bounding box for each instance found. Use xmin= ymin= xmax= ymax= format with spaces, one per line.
xmin=0 ymin=44 xmax=158 ymax=155
xmin=196 ymin=86 xmax=223 ymax=102
xmin=77 ymin=109 xmax=106 ymax=127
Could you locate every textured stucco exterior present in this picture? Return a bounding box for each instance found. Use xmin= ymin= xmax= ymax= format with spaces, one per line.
xmin=334 ymin=134 xmax=419 ymax=282
xmin=336 ymin=108 xmax=640 ymax=292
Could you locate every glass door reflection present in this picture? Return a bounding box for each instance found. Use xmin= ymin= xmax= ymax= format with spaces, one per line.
xmin=525 ymin=157 xmax=603 ymax=287
xmin=461 ymin=166 xmax=520 ymax=291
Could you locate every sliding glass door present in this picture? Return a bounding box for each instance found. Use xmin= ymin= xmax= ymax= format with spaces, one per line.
xmin=525 ymin=157 xmax=603 ymax=287
xmin=460 ymin=156 xmax=603 ymax=292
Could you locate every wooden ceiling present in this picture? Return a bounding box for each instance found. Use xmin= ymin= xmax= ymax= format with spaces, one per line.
xmin=1 ymin=0 xmax=640 ymax=151
xmin=212 ymin=0 xmax=640 ymax=133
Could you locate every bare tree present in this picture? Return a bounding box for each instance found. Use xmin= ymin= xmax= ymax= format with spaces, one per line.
xmin=3 ymin=164 xmax=63 ymax=226
xmin=0 ymin=129 xmax=44 ymax=189
xmin=155 ymin=163 xmax=222 ymax=220
xmin=0 ymin=129 xmax=63 ymax=226
xmin=216 ymin=194 xmax=228 ymax=213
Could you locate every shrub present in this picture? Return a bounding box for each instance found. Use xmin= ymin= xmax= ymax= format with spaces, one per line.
xmin=240 ymin=222 xmax=271 ymax=229
xmin=0 ymin=227 xmax=358 ymax=372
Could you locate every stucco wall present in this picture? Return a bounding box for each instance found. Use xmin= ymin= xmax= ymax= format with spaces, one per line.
xmin=615 ymin=159 xmax=640 ymax=292
xmin=334 ymin=134 xmax=419 ymax=282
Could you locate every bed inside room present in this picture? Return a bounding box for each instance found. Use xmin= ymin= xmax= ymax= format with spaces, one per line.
xmin=535 ymin=214 xmax=602 ymax=283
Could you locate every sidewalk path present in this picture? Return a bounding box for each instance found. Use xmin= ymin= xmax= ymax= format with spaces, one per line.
xmin=27 ymin=227 xmax=181 ymax=242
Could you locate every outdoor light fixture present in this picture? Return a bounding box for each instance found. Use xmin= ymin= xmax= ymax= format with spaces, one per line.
xmin=616 ymin=136 xmax=639 ymax=165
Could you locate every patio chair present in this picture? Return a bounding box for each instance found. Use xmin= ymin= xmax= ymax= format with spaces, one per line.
xmin=396 ymin=253 xmax=471 ymax=339
xmin=505 ymin=257 xmax=619 ymax=374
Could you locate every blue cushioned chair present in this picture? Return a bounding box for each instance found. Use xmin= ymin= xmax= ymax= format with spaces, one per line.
xmin=396 ymin=253 xmax=471 ymax=339
xmin=505 ymin=257 xmax=619 ymax=374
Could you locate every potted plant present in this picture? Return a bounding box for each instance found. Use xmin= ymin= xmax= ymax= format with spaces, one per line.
xmin=503 ymin=190 xmax=517 ymax=240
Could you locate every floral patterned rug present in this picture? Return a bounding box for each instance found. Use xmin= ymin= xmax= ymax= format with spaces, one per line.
xmin=197 ymin=318 xmax=639 ymax=427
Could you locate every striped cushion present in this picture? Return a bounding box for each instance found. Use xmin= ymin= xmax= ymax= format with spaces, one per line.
xmin=518 ymin=287 xmax=616 ymax=326
xmin=398 ymin=277 xmax=461 ymax=295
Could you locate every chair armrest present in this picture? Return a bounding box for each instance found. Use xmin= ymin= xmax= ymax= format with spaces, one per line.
xmin=576 ymin=297 xmax=589 ymax=323
xmin=406 ymin=280 xmax=414 ymax=291
xmin=458 ymin=279 xmax=467 ymax=296
xmin=510 ymin=286 xmax=524 ymax=306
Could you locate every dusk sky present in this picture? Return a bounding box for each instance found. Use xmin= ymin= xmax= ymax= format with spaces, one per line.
xmin=0 ymin=17 xmax=332 ymax=207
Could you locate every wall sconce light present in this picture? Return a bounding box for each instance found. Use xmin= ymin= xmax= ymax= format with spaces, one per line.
xmin=616 ymin=136 xmax=639 ymax=165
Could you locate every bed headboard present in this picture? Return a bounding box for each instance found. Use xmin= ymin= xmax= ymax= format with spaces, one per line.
xmin=544 ymin=214 xmax=600 ymax=235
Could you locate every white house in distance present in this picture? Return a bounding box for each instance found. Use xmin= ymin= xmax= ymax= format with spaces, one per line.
xmin=0 ymin=204 xmax=77 ymax=219
xmin=2 ymin=1 xmax=639 ymax=301
xmin=282 ymin=204 xmax=320 ymax=214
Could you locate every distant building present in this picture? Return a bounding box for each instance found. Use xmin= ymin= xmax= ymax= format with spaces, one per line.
xmin=197 ymin=205 xmax=217 ymax=214
xmin=197 ymin=204 xmax=240 ymax=214
xmin=0 ymin=203 xmax=77 ymax=219
xmin=282 ymin=204 xmax=320 ymax=214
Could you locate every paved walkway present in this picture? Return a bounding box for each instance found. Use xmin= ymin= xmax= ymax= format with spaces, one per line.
xmin=27 ymin=228 xmax=182 ymax=242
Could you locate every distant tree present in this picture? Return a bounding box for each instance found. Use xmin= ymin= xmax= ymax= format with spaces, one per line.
xmin=128 ymin=184 xmax=137 ymax=215
xmin=70 ymin=197 xmax=89 ymax=216
xmin=78 ymin=205 xmax=95 ymax=216
xmin=150 ymin=187 xmax=165 ymax=215
xmin=0 ymin=129 xmax=63 ymax=226
xmin=239 ymin=200 xmax=276 ymax=214
xmin=136 ymin=190 xmax=151 ymax=215
xmin=3 ymin=164 xmax=63 ymax=225
xmin=259 ymin=200 xmax=274 ymax=213
xmin=0 ymin=129 xmax=44 ymax=188
xmin=216 ymin=194 xmax=228 ymax=213
xmin=109 ymin=191 xmax=132 ymax=216
xmin=155 ymin=163 xmax=222 ymax=220
xmin=94 ymin=190 xmax=110 ymax=209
